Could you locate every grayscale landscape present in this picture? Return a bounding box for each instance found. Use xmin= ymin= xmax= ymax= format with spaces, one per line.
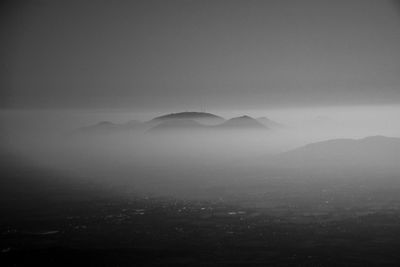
xmin=1 ymin=0 xmax=400 ymax=266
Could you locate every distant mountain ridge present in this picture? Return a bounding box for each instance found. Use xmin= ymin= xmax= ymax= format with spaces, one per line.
xmin=216 ymin=116 xmax=266 ymax=130
xmin=286 ymin=135 xmax=400 ymax=156
xmin=152 ymin=111 xmax=225 ymax=126
xmin=78 ymin=111 xmax=275 ymax=134
xmin=257 ymin=117 xmax=283 ymax=129
xmin=153 ymin=112 xmax=224 ymax=120
xmin=272 ymin=135 xmax=400 ymax=172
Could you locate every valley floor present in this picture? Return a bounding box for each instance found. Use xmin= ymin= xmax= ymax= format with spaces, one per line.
xmin=2 ymin=195 xmax=400 ymax=266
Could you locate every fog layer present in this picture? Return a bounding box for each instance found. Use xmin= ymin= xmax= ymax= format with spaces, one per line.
xmin=1 ymin=105 xmax=400 ymax=198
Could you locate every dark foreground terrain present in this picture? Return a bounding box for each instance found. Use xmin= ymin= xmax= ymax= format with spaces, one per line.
xmin=1 ymin=150 xmax=400 ymax=266
xmin=2 ymin=195 xmax=400 ymax=266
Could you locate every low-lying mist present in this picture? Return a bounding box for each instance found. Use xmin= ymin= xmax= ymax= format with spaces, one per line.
xmin=1 ymin=105 xmax=400 ymax=200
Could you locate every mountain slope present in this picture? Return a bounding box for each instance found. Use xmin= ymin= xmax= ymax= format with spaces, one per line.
xmin=0 ymin=149 xmax=112 ymax=219
xmin=147 ymin=119 xmax=206 ymax=133
xmin=257 ymin=117 xmax=283 ymax=129
xmin=217 ymin=116 xmax=267 ymax=130
xmin=273 ymin=135 xmax=400 ymax=172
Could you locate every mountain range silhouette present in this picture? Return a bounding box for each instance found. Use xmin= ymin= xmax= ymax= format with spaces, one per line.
xmin=79 ymin=111 xmax=277 ymax=134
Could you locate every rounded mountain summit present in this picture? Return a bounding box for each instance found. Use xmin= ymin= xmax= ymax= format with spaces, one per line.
xmin=152 ymin=112 xmax=225 ymax=126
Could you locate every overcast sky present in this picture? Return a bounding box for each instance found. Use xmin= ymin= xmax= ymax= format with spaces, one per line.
xmin=1 ymin=0 xmax=400 ymax=111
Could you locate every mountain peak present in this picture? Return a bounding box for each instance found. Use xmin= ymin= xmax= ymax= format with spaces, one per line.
xmin=152 ymin=111 xmax=225 ymax=126
xmin=153 ymin=112 xmax=223 ymax=120
xmin=218 ymin=115 xmax=266 ymax=129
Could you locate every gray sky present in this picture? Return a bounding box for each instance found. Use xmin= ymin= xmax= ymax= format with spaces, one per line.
xmin=1 ymin=0 xmax=400 ymax=110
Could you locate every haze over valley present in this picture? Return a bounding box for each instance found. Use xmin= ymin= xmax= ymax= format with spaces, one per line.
xmin=2 ymin=0 xmax=400 ymax=265
xmin=2 ymin=107 xmax=400 ymax=198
